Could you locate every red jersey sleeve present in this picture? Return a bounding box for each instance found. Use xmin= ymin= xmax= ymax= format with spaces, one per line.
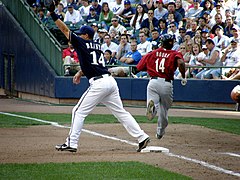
xmin=136 ymin=53 xmax=151 ymax=71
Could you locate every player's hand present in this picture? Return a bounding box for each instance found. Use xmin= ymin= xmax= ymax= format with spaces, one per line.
xmin=73 ymin=73 xmax=81 ymax=84
xmin=181 ymin=78 xmax=187 ymax=86
xmin=46 ymin=0 xmax=56 ymax=13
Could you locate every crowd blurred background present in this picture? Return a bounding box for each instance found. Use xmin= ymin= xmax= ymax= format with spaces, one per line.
xmin=26 ymin=0 xmax=240 ymax=80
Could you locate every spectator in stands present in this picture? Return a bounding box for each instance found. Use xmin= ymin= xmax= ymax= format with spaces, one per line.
xmin=130 ymin=4 xmax=148 ymax=33
xmin=179 ymin=43 xmax=192 ymax=63
xmin=108 ymin=17 xmax=127 ymax=35
xmin=228 ymin=27 xmax=240 ymax=44
xmin=224 ymin=16 xmax=239 ymax=38
xmin=91 ymin=22 xmax=100 ymax=41
xmin=139 ymin=27 xmax=150 ymax=38
xmin=63 ymin=0 xmax=78 ymax=11
xmin=185 ymin=38 xmax=194 ymax=58
xmin=163 ymin=2 xmax=183 ymax=28
xmin=78 ymin=0 xmax=91 ymax=20
xmin=202 ymin=11 xmax=214 ymax=29
xmin=56 ymin=3 xmax=65 ymax=21
xmin=198 ymin=44 xmax=209 ymax=60
xmin=198 ymin=16 xmax=207 ymax=31
xmin=175 ymin=0 xmax=185 ymax=18
xmin=109 ymin=28 xmax=120 ymax=44
xmin=178 ymin=27 xmax=187 ymax=44
xmin=109 ymin=41 xmax=142 ymax=77
xmin=37 ymin=8 xmax=48 ymax=23
xmin=211 ymin=13 xmax=225 ymax=36
xmin=119 ymin=0 xmax=135 ymax=27
xmin=142 ymin=0 xmax=155 ymax=13
xmin=196 ymin=38 xmax=223 ymax=79
xmin=116 ymin=34 xmax=131 ymax=60
xmin=166 ymin=13 xmax=176 ymax=27
xmin=99 ymin=2 xmax=114 ymax=31
xmin=140 ymin=9 xmax=158 ymax=33
xmin=220 ymin=39 xmax=240 ymax=76
xmin=109 ymin=0 xmax=124 ymax=15
xmin=31 ymin=3 xmax=39 ymax=14
xmin=199 ymin=0 xmax=214 ymax=18
xmin=201 ymin=28 xmax=209 ymax=45
xmin=137 ymin=32 xmax=152 ymax=56
xmin=185 ymin=0 xmax=203 ymax=18
xmin=221 ymin=61 xmax=240 ymax=80
xmin=225 ymin=9 xmax=232 ymax=20
xmin=101 ymin=34 xmax=119 ymax=58
xmin=186 ymin=43 xmax=204 ymax=78
xmin=158 ymin=18 xmax=168 ymax=35
xmin=234 ymin=10 xmax=240 ymax=27
xmin=86 ymin=6 xmax=99 ymax=23
xmin=64 ymin=4 xmax=82 ymax=24
xmin=104 ymin=49 xmax=117 ymax=65
xmin=168 ymin=22 xmax=180 ymax=42
xmin=154 ymin=0 xmax=168 ymax=20
xmin=213 ymin=25 xmax=230 ymax=50
xmin=147 ymin=28 xmax=161 ymax=50
xmin=185 ymin=17 xmax=193 ymax=31
xmin=187 ymin=19 xmax=199 ymax=38
xmin=96 ymin=28 xmax=108 ymax=44
xmin=193 ymin=30 xmax=202 ymax=46
xmin=91 ymin=0 xmax=102 ymax=15
xmin=175 ymin=43 xmax=192 ymax=78
xmin=210 ymin=2 xmax=225 ymax=22
xmin=62 ymin=42 xmax=80 ymax=76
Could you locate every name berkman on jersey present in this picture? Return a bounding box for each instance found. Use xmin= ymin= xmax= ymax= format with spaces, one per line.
xmin=156 ymin=52 xmax=170 ymax=58
xmin=86 ymin=42 xmax=101 ymax=50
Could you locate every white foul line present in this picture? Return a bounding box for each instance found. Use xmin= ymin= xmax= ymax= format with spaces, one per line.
xmin=219 ymin=152 xmax=240 ymax=158
xmin=1 ymin=112 xmax=240 ymax=178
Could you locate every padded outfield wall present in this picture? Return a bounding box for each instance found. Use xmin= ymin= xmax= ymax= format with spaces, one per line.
xmin=0 ymin=4 xmax=239 ymax=105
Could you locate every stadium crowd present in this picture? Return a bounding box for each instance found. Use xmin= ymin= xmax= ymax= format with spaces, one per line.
xmin=27 ymin=0 xmax=240 ymax=80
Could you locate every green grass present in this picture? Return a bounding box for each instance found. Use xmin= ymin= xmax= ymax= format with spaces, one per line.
xmin=1 ymin=112 xmax=240 ymax=135
xmin=0 ymin=162 xmax=192 ymax=180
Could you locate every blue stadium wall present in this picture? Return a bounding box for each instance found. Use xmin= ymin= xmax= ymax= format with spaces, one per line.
xmin=0 ymin=5 xmax=239 ymax=104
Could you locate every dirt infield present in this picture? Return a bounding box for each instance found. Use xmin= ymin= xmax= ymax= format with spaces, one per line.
xmin=0 ymin=98 xmax=240 ymax=180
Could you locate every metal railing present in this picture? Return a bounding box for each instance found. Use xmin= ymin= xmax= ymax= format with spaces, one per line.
xmin=1 ymin=0 xmax=63 ymax=75
xmin=62 ymin=64 xmax=240 ymax=79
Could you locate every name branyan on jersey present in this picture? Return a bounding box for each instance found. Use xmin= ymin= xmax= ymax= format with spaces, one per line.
xmin=86 ymin=42 xmax=101 ymax=50
xmin=156 ymin=51 xmax=170 ymax=58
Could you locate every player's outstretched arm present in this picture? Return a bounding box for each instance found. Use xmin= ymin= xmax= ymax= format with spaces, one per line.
xmin=48 ymin=0 xmax=70 ymax=39
xmin=177 ymin=58 xmax=186 ymax=79
xmin=177 ymin=58 xmax=187 ymax=86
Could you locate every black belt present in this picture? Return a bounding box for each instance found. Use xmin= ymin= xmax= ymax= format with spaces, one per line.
xmin=93 ymin=75 xmax=104 ymax=81
xmin=151 ymin=77 xmax=171 ymax=82
xmin=93 ymin=74 xmax=110 ymax=81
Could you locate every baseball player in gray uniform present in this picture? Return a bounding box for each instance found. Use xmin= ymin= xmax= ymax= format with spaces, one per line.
xmin=137 ymin=34 xmax=186 ymax=139
xmin=46 ymin=0 xmax=150 ymax=153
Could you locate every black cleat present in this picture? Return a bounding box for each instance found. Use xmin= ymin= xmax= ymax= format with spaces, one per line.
xmin=156 ymin=134 xmax=163 ymax=139
xmin=55 ymin=143 xmax=77 ymax=152
xmin=137 ymin=137 xmax=150 ymax=152
xmin=156 ymin=129 xmax=165 ymax=140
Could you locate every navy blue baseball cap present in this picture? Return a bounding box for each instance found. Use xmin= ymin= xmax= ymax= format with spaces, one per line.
xmin=90 ymin=6 xmax=95 ymax=11
xmin=124 ymin=0 xmax=131 ymax=5
xmin=75 ymin=25 xmax=95 ymax=39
